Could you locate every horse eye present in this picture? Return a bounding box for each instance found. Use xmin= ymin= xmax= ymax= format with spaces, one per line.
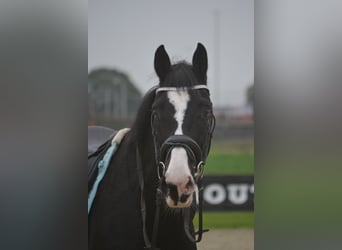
xmin=200 ymin=111 xmax=212 ymax=120
xmin=205 ymin=112 xmax=214 ymax=124
xmin=207 ymin=116 xmax=212 ymax=125
xmin=151 ymin=111 xmax=160 ymax=127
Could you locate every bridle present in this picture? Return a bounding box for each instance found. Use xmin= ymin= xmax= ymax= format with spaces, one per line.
xmin=152 ymin=85 xmax=215 ymax=181
xmin=136 ymin=85 xmax=215 ymax=250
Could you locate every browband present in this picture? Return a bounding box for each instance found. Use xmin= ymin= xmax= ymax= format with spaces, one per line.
xmin=156 ymin=85 xmax=209 ymax=94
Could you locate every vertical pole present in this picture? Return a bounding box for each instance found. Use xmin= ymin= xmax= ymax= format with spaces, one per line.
xmin=213 ymin=9 xmax=220 ymax=107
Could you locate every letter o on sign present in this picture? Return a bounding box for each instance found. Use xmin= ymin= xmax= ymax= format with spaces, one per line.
xmin=203 ymin=184 xmax=226 ymax=205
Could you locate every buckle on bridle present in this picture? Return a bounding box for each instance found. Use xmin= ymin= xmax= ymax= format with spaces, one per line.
xmin=157 ymin=162 xmax=166 ymax=179
xmin=194 ymin=161 xmax=204 ymax=182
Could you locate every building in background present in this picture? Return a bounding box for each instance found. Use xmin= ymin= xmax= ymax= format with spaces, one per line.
xmin=88 ymin=68 xmax=142 ymax=128
xmin=213 ymin=83 xmax=254 ymax=139
xmin=214 ymin=105 xmax=253 ymax=126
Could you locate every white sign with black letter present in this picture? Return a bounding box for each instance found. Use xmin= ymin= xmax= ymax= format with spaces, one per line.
xmin=202 ymin=175 xmax=254 ymax=211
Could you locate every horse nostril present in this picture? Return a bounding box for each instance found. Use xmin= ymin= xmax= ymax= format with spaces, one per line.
xmin=167 ymin=183 xmax=178 ymax=203
xmin=180 ymin=194 xmax=190 ymax=203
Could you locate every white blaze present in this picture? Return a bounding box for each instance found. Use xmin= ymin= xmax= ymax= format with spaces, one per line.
xmin=164 ymin=147 xmax=191 ymax=185
xmin=165 ymin=90 xmax=192 ymax=204
xmin=167 ymin=90 xmax=190 ymax=135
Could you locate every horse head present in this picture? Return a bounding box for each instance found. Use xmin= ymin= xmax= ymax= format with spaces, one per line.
xmin=151 ymin=43 xmax=215 ymax=209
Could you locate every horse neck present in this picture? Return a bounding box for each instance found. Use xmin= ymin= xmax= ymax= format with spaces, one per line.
xmin=128 ymin=114 xmax=157 ymax=185
xmin=137 ymin=129 xmax=157 ymax=185
xmin=128 ymin=88 xmax=159 ymax=185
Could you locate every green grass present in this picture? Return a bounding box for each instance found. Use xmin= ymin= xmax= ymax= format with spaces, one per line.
xmin=194 ymin=212 xmax=254 ymax=228
xmin=205 ymin=139 xmax=254 ymax=175
xmin=198 ymin=139 xmax=254 ymax=228
xmin=205 ymin=153 xmax=254 ymax=175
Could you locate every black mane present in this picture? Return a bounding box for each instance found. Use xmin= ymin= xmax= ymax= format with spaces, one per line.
xmin=127 ymin=85 xmax=157 ymax=147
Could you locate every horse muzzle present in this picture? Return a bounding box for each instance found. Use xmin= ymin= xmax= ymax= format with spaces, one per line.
xmin=158 ymin=135 xmax=203 ymax=208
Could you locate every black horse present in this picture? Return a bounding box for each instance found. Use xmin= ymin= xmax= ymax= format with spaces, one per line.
xmin=88 ymin=43 xmax=215 ymax=250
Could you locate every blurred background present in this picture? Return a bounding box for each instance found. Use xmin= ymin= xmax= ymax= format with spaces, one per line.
xmin=2 ymin=0 xmax=341 ymax=249
xmin=89 ymin=1 xmax=254 ymax=249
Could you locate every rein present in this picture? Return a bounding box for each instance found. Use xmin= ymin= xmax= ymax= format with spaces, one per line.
xmin=137 ymin=85 xmax=215 ymax=250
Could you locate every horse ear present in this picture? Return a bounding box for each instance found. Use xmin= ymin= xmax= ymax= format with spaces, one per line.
xmin=154 ymin=45 xmax=171 ymax=83
xmin=192 ymin=43 xmax=208 ymax=84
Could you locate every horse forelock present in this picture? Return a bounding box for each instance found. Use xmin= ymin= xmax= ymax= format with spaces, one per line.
xmin=162 ymin=62 xmax=199 ymax=88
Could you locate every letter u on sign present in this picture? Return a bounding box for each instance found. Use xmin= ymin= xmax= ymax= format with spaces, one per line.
xmin=227 ymin=184 xmax=249 ymax=205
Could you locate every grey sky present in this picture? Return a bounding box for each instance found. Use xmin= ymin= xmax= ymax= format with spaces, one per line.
xmin=89 ymin=0 xmax=253 ymax=107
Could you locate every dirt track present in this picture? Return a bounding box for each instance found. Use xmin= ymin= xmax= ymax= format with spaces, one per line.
xmin=197 ymin=229 xmax=254 ymax=250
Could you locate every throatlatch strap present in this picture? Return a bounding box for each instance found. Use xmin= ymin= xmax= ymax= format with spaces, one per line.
xmin=136 ymin=147 xmax=152 ymax=249
xmin=137 ymin=146 xmax=161 ymax=250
